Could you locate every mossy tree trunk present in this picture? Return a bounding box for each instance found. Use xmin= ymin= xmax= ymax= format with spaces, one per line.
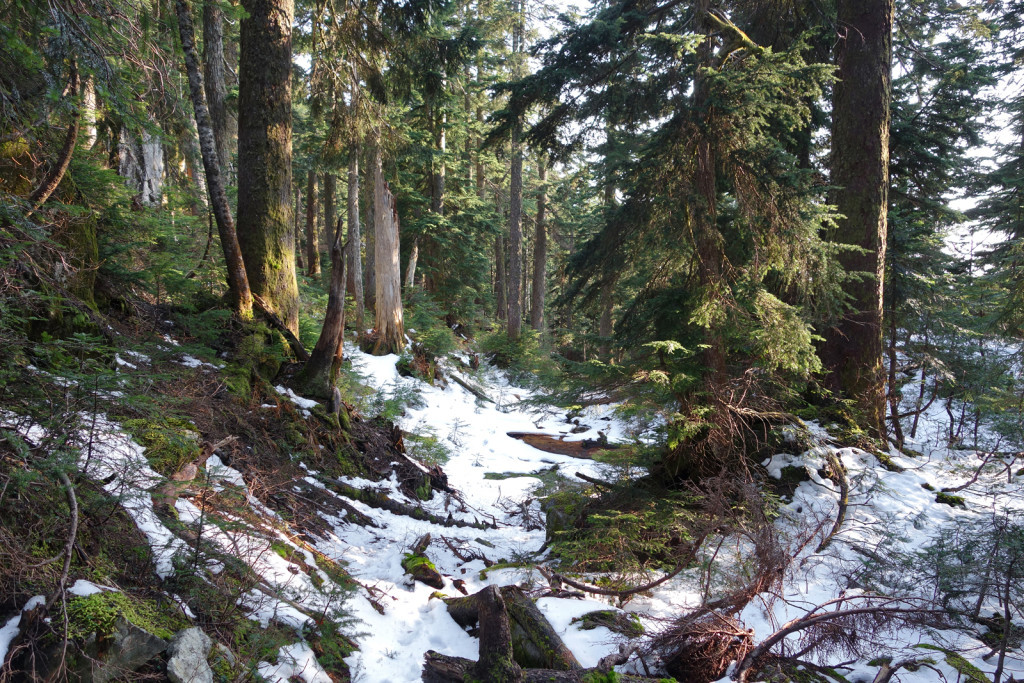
xmin=820 ymin=0 xmax=892 ymax=439
xmin=237 ymin=0 xmax=299 ymax=335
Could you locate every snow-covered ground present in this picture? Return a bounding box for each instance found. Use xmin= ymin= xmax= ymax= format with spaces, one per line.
xmin=6 ymin=338 xmax=1023 ymax=682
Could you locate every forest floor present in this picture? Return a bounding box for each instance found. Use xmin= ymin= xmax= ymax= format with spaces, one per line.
xmin=2 ymin=322 xmax=1023 ymax=682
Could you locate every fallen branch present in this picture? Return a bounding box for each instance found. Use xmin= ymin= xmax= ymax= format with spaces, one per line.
xmin=319 ymin=477 xmax=492 ymax=530
xmin=734 ymin=598 xmax=945 ymax=682
xmin=447 ymin=372 xmax=494 ymax=404
xmin=814 ymin=452 xmax=849 ymax=553
xmin=45 ymin=470 xmax=79 ymax=611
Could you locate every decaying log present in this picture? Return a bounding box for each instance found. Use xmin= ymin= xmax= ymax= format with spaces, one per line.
xmin=427 ymin=586 xmax=660 ymax=682
xmin=507 ymin=432 xmax=618 ymax=459
xmin=443 ymin=586 xmax=581 ymax=671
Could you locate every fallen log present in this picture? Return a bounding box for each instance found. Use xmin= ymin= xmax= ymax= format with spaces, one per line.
xmin=507 ymin=432 xmax=619 ymax=459
xmin=425 ymin=585 xmax=656 ymax=682
xmin=443 ymin=586 xmax=581 ymax=671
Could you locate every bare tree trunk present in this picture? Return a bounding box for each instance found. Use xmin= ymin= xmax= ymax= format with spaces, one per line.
xmin=495 ymin=235 xmax=507 ymax=321
xmin=305 ymin=169 xmax=320 ymax=276
xmin=530 ymin=157 xmax=547 ymax=332
xmin=505 ymin=0 xmax=525 ymax=338
xmin=174 ymin=0 xmax=253 ymax=319
xmin=238 ymin=0 xmax=298 ymax=334
xmin=820 ymin=0 xmax=893 ymax=438
xmin=294 ymin=184 xmax=303 ymax=270
xmin=405 ymin=238 xmax=419 ymax=291
xmin=323 ymin=173 xmax=335 ymax=261
xmin=203 ymin=0 xmax=230 ymax=175
xmin=295 ymin=216 xmax=347 ymax=400
xmin=373 ymin=144 xmax=404 ymax=354
xmin=887 ymin=313 xmax=905 ymax=450
xmin=598 ymin=280 xmax=613 ymax=360
xmin=346 ymin=148 xmax=365 ymax=330
xmin=364 ymin=146 xmax=376 ymax=311
xmin=81 ymin=76 xmax=97 ymax=150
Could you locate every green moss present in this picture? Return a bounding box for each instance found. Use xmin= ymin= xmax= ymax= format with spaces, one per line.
xmin=921 ymin=482 xmax=935 ymax=491
xmin=402 ymin=553 xmax=438 ymax=573
xmin=66 ymin=591 xmax=188 ymax=641
xmin=935 ymin=492 xmax=967 ymax=508
xmin=571 ymin=610 xmax=644 ymax=638
xmin=914 ymin=644 xmax=987 ymax=683
xmin=222 ymin=364 xmax=253 ymax=399
xmin=122 ymin=416 xmax=200 ymax=475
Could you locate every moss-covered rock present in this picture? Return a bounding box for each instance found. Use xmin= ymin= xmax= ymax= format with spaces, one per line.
xmin=935 ymin=491 xmax=966 ymax=508
xmin=402 ymin=553 xmax=444 ymax=589
xmin=572 ymin=610 xmax=645 ymax=638
xmin=122 ymin=416 xmax=201 ymax=475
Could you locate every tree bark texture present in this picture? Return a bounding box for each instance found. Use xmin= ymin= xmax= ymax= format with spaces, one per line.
xmin=821 ymin=0 xmax=892 ymax=438
xmin=495 ymin=235 xmax=507 ymax=321
xmin=372 ymin=145 xmax=404 ymax=354
xmin=405 ymin=237 xmax=419 ymax=291
xmin=323 ymin=173 xmax=335 ymax=260
xmin=238 ymin=0 xmax=299 ymax=334
xmin=530 ymin=156 xmax=547 ymax=332
xmin=174 ymin=0 xmax=253 ymax=319
xmin=364 ymin=146 xmax=376 ymax=311
xmin=202 ymin=0 xmax=230 ymax=175
xmin=507 ymin=128 xmax=524 ymax=339
xmin=305 ymin=169 xmax=320 ymax=276
xmin=346 ymin=148 xmax=365 ymax=329
xmin=295 ymin=218 xmax=346 ymax=399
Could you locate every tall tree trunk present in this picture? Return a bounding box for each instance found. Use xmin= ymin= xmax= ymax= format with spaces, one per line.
xmin=202 ymin=0 xmax=230 ymax=175
xmin=306 ymin=169 xmax=320 ymax=276
xmin=691 ymin=2 xmax=727 ymax=383
xmin=364 ymin=146 xmax=376 ymax=311
xmin=294 ymin=216 xmax=347 ymax=400
xmin=174 ymin=0 xmax=253 ymax=319
xmin=530 ymin=156 xmax=547 ymax=333
xmin=238 ymin=0 xmax=299 ymax=334
xmin=346 ymin=148 xmax=365 ymax=330
xmin=372 ymin=145 xmax=404 ymax=354
xmin=506 ymin=3 xmax=524 ymax=340
xmin=294 ymin=184 xmax=303 ymax=270
xmin=495 ymin=235 xmax=507 ymax=321
xmin=405 ymin=238 xmax=419 ymax=291
xmin=599 ymin=281 xmax=613 ymax=361
xmin=323 ymin=173 xmax=335 ymax=261
xmin=81 ymin=76 xmax=97 ymax=150
xmin=821 ymin=0 xmax=892 ymax=438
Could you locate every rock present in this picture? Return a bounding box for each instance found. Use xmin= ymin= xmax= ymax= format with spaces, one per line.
xmin=166 ymin=627 xmax=213 ymax=683
xmin=89 ymin=618 xmax=167 ymax=683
